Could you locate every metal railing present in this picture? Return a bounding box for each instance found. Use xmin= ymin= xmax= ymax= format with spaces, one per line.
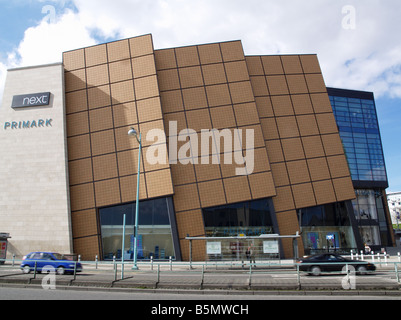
xmin=1 ymin=253 xmax=401 ymax=290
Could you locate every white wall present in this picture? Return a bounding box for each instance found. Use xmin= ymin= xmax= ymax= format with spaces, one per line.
xmin=0 ymin=63 xmax=72 ymax=258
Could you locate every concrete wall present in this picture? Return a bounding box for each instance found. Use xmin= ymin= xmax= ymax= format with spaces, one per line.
xmin=0 ymin=63 xmax=72 ymax=258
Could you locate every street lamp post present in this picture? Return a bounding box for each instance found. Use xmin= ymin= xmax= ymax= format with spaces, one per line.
xmin=128 ymin=127 xmax=142 ymax=270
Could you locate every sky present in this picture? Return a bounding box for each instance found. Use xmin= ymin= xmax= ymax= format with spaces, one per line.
xmin=0 ymin=0 xmax=400 ymax=191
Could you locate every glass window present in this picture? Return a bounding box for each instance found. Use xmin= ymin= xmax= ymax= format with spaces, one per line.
xmin=203 ymin=198 xmax=274 ymax=237
xmin=99 ymin=197 xmax=175 ymax=260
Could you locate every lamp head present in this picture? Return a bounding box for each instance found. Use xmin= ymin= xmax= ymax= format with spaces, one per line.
xmin=128 ymin=127 xmax=137 ymax=137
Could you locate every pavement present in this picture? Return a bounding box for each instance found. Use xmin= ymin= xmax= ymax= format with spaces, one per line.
xmin=1 ymin=256 xmax=401 ymax=297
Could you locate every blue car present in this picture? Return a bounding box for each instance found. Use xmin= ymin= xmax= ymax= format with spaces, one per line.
xmin=21 ymin=252 xmax=82 ymax=275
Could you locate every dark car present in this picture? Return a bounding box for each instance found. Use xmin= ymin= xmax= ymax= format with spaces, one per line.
xmin=21 ymin=252 xmax=82 ymax=275
xmin=297 ymin=253 xmax=376 ymax=276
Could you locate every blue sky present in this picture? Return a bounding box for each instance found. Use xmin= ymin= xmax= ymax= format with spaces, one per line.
xmin=0 ymin=0 xmax=400 ymax=192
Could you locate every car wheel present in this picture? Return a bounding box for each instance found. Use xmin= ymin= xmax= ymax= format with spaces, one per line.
xmin=56 ymin=266 xmax=65 ymax=275
xmin=310 ymin=266 xmax=321 ymax=276
xmin=22 ymin=265 xmax=31 ymax=274
xmin=357 ymin=265 xmax=367 ymax=275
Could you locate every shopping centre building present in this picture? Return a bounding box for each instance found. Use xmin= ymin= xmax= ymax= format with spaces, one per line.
xmin=0 ymin=34 xmax=394 ymax=261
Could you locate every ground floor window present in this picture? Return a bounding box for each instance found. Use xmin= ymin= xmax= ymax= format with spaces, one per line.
xmin=202 ymin=198 xmax=278 ymax=261
xmin=99 ymin=197 xmax=175 ymax=260
xmin=299 ymin=202 xmax=357 ymax=255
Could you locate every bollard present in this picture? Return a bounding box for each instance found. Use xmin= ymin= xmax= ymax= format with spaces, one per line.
xmin=360 ymin=251 xmax=364 ymax=261
xmin=371 ymin=251 xmax=375 ymax=263
xmin=78 ymin=255 xmax=81 ymax=262
xmin=113 ymin=256 xmax=116 ymax=270
xmin=297 ymin=264 xmax=301 ymax=289
xmin=169 ymin=256 xmax=172 ymax=271
xmin=150 ymin=256 xmax=154 ymax=271
xmin=398 ymin=252 xmax=401 ymax=263
xmin=95 ymin=255 xmax=98 ymax=269
xmin=396 ymin=264 xmax=400 ymax=283
xmin=384 ymin=252 xmax=388 ymax=266
xmin=157 ymin=264 xmax=160 ymax=285
xmin=200 ymin=265 xmax=205 ymax=288
xmin=12 ymin=254 xmax=15 ymax=267
xmin=351 ymin=250 xmax=354 ymax=260
xmin=249 ymin=265 xmax=252 ymax=288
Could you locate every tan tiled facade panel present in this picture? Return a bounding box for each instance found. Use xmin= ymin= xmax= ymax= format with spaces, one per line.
xmin=119 ymin=174 xmax=148 ymax=202
xmin=66 ymin=90 xmax=88 ymax=114
xmin=135 ymin=75 xmax=160 ymax=100
xmin=86 ymin=64 xmax=109 ymax=87
xmin=249 ymin=172 xmax=276 ymax=199
xmin=223 ymin=176 xmax=252 ymax=204
xmin=63 ymin=49 xmax=85 ymax=71
xmin=266 ymin=75 xmax=290 ymax=96
xmin=89 ymin=107 xmax=113 ymax=132
xmin=198 ymin=43 xmax=223 ymax=65
xmin=67 ymin=135 xmax=91 ymax=161
xmin=132 ymin=54 xmax=157 ymax=78
xmin=87 ymin=85 xmax=111 ymax=109
xmin=154 ymin=48 xmax=177 ymax=70
xmin=70 ymin=183 xmax=95 ymax=212
xmin=109 ymin=59 xmax=133 ymax=83
xmin=107 ymin=39 xmax=130 ymax=62
xmin=271 ymin=162 xmax=290 ymax=187
xmin=173 ymin=184 xmax=201 ymax=212
xmin=249 ymin=76 xmax=269 ymax=96
xmin=219 ymin=41 xmax=244 ymax=62
xmin=112 ymin=102 xmax=138 ymax=127
xmin=286 ymin=160 xmax=311 ymax=185
xmin=255 ymin=97 xmax=274 ymax=117
xmin=316 ymin=113 xmax=339 ymax=134
xmin=194 ymin=161 xmax=222 ymax=182
xmin=202 ymin=63 xmax=227 ymax=85
xmin=170 ymin=163 xmax=196 ymax=185
xmin=117 ymin=149 xmax=144 ymax=176
xmin=327 ymin=155 xmax=351 ymax=179
xmin=130 ymin=35 xmax=154 ymax=58
xmin=270 ymin=95 xmax=294 ymax=116
xmin=182 ymin=87 xmax=208 ymax=110
xmin=179 ymin=66 xmax=204 ymax=89
xmin=281 ymin=55 xmax=303 ymax=74
xmin=157 ymin=69 xmax=181 ymax=91
xmin=291 ymin=94 xmax=314 ymax=115
xmin=160 ymin=90 xmax=184 ymax=113
xmin=229 ymin=81 xmax=255 ymax=104
xmin=71 ymin=209 xmax=98 ymax=239
xmin=275 ymin=210 xmax=304 ymax=257
xmin=94 ymin=178 xmax=121 ymax=207
xmin=333 ymin=177 xmax=356 ymax=202
xmin=90 ymin=129 xmax=116 ymax=156
xmin=176 ymin=210 xmax=205 ymax=239
xmin=73 ymin=236 xmax=100 ymax=261
xmin=305 ymin=73 xmax=327 ymax=93
xmin=310 ymin=93 xmax=333 ymax=113
xmin=307 ymin=157 xmax=331 ymax=181
xmin=286 ymin=75 xmax=309 ymax=94
xmin=225 ymin=60 xmax=250 ymax=82
xmin=111 ymin=80 xmax=135 ymax=104
xmin=180 ymin=239 xmax=206 ymax=261
xmin=146 ymin=169 xmax=174 ymax=198
xmin=210 ymin=105 xmax=237 ymax=129
xmin=261 ymin=56 xmax=284 ymax=75
xmin=302 ymin=136 xmax=325 ymax=158
xmin=281 ymin=138 xmax=306 ymax=161
xmin=273 ymin=186 xmax=295 ymax=212
xmin=291 ymin=183 xmax=316 ymax=208
xmin=300 ymin=55 xmax=322 ymax=74
xmin=260 ymin=118 xmax=279 ymax=140
xmin=206 ymin=84 xmax=232 ymax=107
xmin=321 ymin=134 xmax=345 ymax=156
xmin=198 ymin=180 xmax=227 ymax=208
xmin=276 ymin=116 xmax=300 ymax=139
xmin=92 ymin=154 xmax=118 ymax=181
xmin=175 ymin=46 xmax=200 ymax=67
xmin=265 ymin=140 xmax=285 ymax=163
xmin=313 ymin=180 xmax=337 ymax=205
xmin=136 ymin=97 xmax=163 ymax=123
xmin=65 ymin=69 xmax=86 ymax=92
xmin=296 ymin=114 xmax=319 ymax=136
xmin=85 ymin=44 xmax=107 ymax=67
xmin=69 ymin=158 xmax=93 ymax=186
xmin=67 ymin=112 xmax=89 ymax=137
xmin=245 ymin=56 xmax=264 ymax=76
xmin=186 ymin=109 xmax=212 ymax=133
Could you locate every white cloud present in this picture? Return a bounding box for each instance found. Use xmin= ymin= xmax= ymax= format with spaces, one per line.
xmin=2 ymin=0 xmax=401 ymax=104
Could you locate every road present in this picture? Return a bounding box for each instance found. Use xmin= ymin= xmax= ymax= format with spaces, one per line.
xmin=1 ymin=286 xmax=400 ymax=300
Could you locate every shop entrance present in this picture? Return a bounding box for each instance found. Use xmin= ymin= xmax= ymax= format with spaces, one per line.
xmin=186 ymin=234 xmax=300 ymax=263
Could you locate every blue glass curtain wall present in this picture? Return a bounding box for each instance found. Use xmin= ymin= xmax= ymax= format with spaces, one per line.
xmin=328 ymin=91 xmax=388 ymax=183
